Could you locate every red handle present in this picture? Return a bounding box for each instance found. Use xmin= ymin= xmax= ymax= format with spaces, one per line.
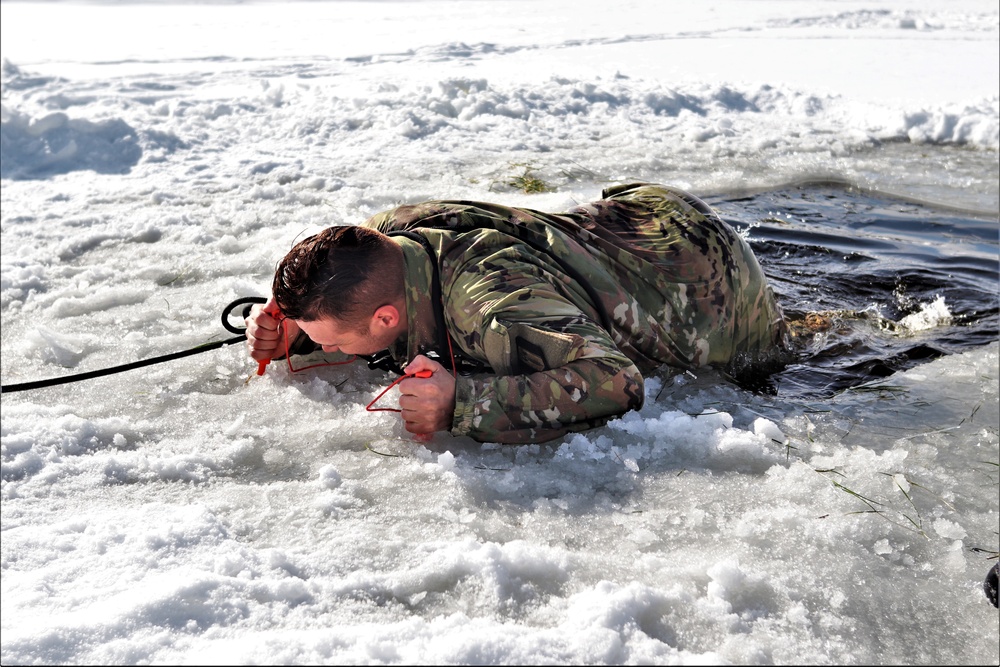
xmin=256 ymin=301 xmax=283 ymax=376
xmin=366 ymin=368 xmax=433 ymax=412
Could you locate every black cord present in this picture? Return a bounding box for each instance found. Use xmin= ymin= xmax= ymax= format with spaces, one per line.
xmin=219 ymin=296 xmax=267 ymax=334
xmin=0 ymin=297 xmax=266 ymax=394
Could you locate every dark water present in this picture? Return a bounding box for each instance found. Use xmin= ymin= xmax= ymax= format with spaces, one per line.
xmin=707 ymin=182 xmax=999 ymax=400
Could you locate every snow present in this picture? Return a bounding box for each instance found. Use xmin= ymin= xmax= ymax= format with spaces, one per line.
xmin=2 ymin=1 xmax=998 ymax=664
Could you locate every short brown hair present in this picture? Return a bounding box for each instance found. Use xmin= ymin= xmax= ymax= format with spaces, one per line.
xmin=272 ymin=226 xmax=404 ymax=329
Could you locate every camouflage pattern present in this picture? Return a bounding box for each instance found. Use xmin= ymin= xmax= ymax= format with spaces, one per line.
xmin=361 ymin=182 xmax=791 ymax=444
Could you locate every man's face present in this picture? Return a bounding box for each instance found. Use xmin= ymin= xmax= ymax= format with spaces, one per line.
xmin=295 ymin=315 xmax=394 ymax=356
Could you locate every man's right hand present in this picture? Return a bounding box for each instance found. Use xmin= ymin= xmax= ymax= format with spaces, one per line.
xmin=245 ymin=297 xmax=300 ymax=362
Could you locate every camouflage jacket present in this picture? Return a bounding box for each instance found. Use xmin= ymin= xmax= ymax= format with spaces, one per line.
xmin=359 ymin=183 xmax=790 ymax=445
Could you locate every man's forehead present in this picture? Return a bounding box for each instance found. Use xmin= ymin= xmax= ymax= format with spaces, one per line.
xmin=296 ymin=317 xmax=342 ymax=335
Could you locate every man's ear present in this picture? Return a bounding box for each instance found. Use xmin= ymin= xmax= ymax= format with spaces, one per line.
xmin=371 ymin=304 xmax=400 ymax=330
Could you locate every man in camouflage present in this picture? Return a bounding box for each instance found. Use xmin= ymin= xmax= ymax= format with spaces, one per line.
xmin=246 ymin=183 xmax=791 ymax=444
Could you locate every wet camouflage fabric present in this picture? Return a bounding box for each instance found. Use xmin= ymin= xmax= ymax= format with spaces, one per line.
xmin=358 ymin=183 xmax=791 ymax=445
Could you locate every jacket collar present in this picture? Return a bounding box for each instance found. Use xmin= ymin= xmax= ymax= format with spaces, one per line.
xmin=390 ymin=234 xmax=440 ymax=364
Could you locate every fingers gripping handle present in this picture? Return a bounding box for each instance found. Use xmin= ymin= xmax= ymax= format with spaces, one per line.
xmin=257 ymin=301 xmax=283 ymax=376
xmin=365 ymin=369 xmax=433 ymax=412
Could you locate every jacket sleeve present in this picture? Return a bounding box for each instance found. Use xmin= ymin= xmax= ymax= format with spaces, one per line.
xmin=447 ymin=268 xmax=645 ymax=444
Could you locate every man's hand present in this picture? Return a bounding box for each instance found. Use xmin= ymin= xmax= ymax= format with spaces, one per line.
xmin=245 ymin=297 xmax=300 ymax=363
xmin=398 ymin=355 xmax=456 ymax=436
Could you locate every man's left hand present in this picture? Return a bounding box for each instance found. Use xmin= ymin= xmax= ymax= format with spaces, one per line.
xmin=398 ymin=355 xmax=456 ymax=436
